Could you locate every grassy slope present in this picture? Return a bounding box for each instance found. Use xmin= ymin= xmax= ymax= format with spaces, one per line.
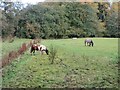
xmin=2 ymin=38 xmax=118 ymax=88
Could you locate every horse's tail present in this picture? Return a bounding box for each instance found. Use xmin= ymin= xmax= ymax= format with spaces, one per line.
xmin=46 ymin=49 xmax=49 ymax=55
xmin=91 ymin=40 xmax=94 ymax=47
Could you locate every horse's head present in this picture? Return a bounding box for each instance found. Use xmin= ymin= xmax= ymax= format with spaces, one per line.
xmin=91 ymin=40 xmax=94 ymax=47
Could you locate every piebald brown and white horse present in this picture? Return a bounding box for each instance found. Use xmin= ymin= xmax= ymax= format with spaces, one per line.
xmin=30 ymin=44 xmax=49 ymax=55
xmin=84 ymin=39 xmax=94 ymax=47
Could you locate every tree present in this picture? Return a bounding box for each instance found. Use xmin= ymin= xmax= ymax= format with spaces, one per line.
xmin=105 ymin=12 xmax=118 ymax=37
xmin=1 ymin=1 xmax=24 ymax=38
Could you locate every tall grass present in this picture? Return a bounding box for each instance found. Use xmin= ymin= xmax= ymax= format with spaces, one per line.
xmin=48 ymin=44 xmax=57 ymax=64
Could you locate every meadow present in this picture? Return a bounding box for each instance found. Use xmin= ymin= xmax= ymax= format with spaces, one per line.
xmin=1 ymin=38 xmax=30 ymax=56
xmin=2 ymin=38 xmax=118 ymax=88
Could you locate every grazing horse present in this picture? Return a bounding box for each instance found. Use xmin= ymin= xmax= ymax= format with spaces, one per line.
xmin=84 ymin=39 xmax=94 ymax=47
xmin=30 ymin=44 xmax=49 ymax=55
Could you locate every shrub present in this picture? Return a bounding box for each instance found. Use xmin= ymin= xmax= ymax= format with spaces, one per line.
xmin=48 ymin=45 xmax=57 ymax=64
xmin=8 ymin=35 xmax=14 ymax=43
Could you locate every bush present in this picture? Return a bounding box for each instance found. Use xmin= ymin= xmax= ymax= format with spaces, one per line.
xmin=8 ymin=35 xmax=14 ymax=43
xmin=48 ymin=45 xmax=57 ymax=64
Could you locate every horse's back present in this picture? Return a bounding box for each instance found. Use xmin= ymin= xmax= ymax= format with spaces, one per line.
xmin=38 ymin=45 xmax=47 ymax=51
xmin=85 ymin=39 xmax=92 ymax=43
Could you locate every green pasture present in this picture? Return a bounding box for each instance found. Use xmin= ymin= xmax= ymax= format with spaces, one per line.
xmin=1 ymin=38 xmax=31 ymax=56
xmin=2 ymin=38 xmax=118 ymax=88
xmin=42 ymin=38 xmax=118 ymax=60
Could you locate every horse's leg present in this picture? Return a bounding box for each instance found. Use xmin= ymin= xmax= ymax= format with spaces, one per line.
xmin=88 ymin=42 xmax=91 ymax=46
xmin=40 ymin=50 xmax=43 ymax=55
xmin=89 ymin=43 xmax=91 ymax=46
xmin=30 ymin=48 xmax=33 ymax=55
xmin=39 ymin=50 xmax=41 ymax=55
xmin=87 ymin=42 xmax=89 ymax=46
xmin=85 ymin=41 xmax=86 ymax=46
xmin=31 ymin=51 xmax=33 ymax=55
xmin=30 ymin=47 xmax=33 ymax=53
xmin=33 ymin=50 xmax=35 ymax=55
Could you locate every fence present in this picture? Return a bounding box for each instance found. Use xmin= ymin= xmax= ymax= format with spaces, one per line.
xmin=1 ymin=39 xmax=41 ymax=68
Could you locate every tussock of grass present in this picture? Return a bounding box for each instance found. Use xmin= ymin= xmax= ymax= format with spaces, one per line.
xmin=48 ymin=44 xmax=57 ymax=64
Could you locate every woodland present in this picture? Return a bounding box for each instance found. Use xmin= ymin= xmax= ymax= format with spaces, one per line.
xmin=0 ymin=2 xmax=119 ymax=39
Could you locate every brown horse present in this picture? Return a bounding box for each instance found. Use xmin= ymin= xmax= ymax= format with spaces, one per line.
xmin=30 ymin=44 xmax=49 ymax=55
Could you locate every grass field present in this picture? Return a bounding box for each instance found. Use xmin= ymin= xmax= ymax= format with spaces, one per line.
xmin=1 ymin=38 xmax=30 ymax=56
xmin=2 ymin=38 xmax=118 ymax=88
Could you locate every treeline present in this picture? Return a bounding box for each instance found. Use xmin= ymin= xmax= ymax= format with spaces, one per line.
xmin=1 ymin=2 xmax=119 ymax=39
